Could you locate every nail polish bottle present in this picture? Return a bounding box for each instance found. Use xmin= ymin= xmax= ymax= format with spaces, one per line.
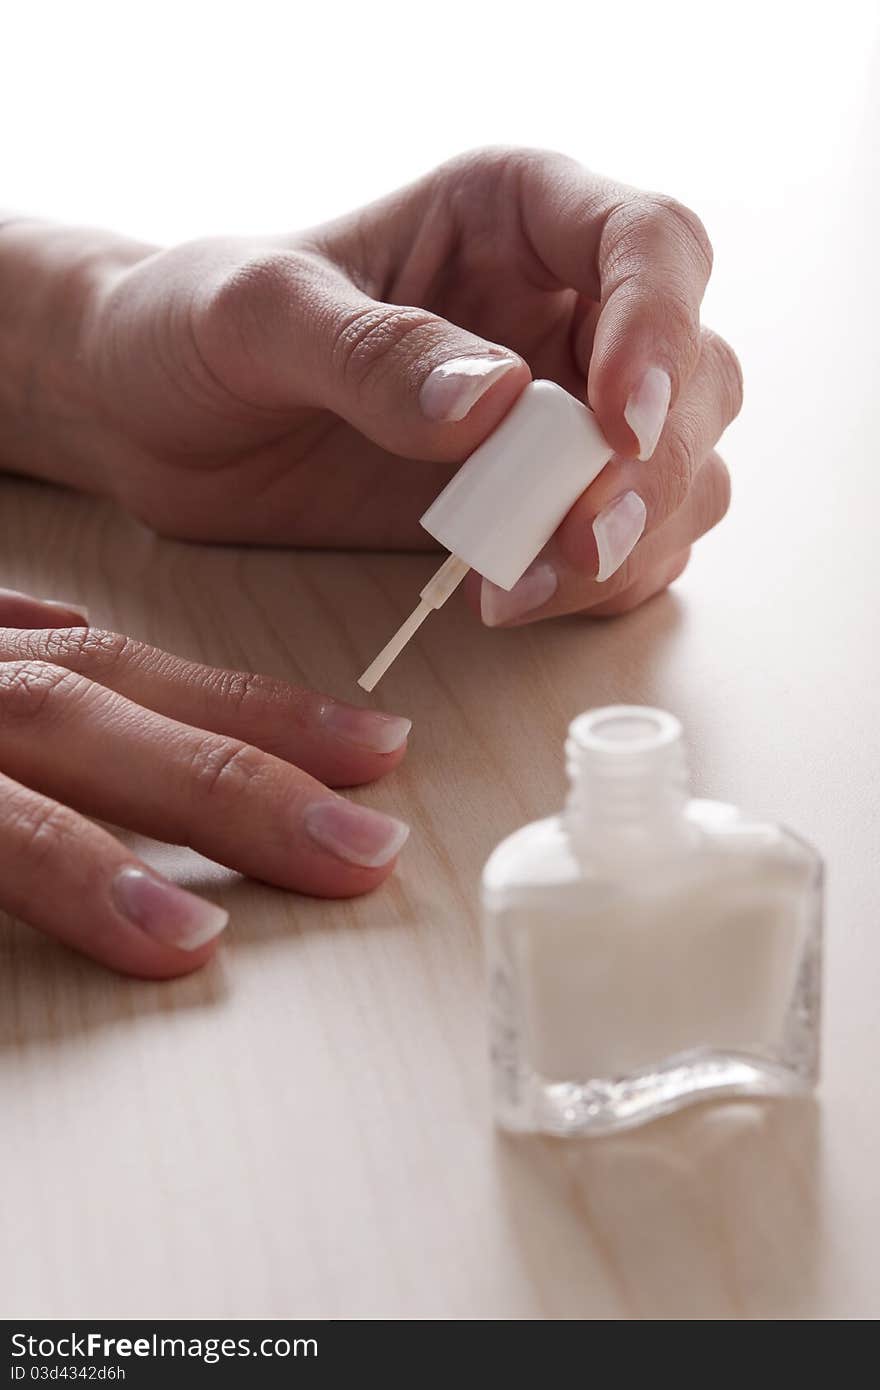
xmin=482 ymin=706 xmax=823 ymax=1136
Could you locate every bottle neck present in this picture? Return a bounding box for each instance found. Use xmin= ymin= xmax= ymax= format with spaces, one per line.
xmin=564 ymin=707 xmax=692 ymax=861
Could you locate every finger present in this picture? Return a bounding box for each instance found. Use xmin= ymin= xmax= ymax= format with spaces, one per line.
xmin=587 ymin=548 xmax=692 ymax=618
xmin=192 ymin=247 xmax=532 ymax=463
xmin=0 ymin=588 xmax=89 ymax=629
xmin=475 ymin=325 xmax=739 ymax=621
xmin=475 ymin=452 xmax=730 ymax=626
xmin=0 ymin=629 xmax=410 ymax=788
xmin=0 ymin=771 xmax=227 ymax=978
xmin=510 ymin=148 xmax=715 ymax=456
xmin=556 ymin=328 xmax=742 ymax=576
xmin=0 ymin=663 xmax=409 ymax=898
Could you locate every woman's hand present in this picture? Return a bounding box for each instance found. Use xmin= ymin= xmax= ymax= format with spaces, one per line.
xmin=0 ymin=592 xmax=410 ymax=977
xmin=2 ymin=148 xmax=741 ymax=622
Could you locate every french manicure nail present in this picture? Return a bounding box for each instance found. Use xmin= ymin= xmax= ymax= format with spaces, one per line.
xmin=593 ymin=491 xmax=647 ymax=582
xmin=420 ymin=354 xmax=519 ymax=423
xmin=480 ymin=561 xmax=558 ymax=627
xmin=624 ymin=366 xmax=672 ymax=461
xmin=112 ymin=866 xmax=229 ymax=951
xmin=304 ymin=799 xmax=410 ymax=868
xmin=318 ymin=702 xmax=411 ymax=754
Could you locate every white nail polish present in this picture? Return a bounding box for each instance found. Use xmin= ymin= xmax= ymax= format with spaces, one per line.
xmin=420 ymin=355 xmax=519 ymax=422
xmin=593 ymin=492 xmax=647 ymax=582
xmin=480 ymin=562 xmax=558 ymax=627
xmin=624 ymin=367 xmax=672 ymax=461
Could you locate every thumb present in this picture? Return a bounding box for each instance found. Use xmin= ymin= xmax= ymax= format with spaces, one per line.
xmin=198 ymin=249 xmax=531 ymax=461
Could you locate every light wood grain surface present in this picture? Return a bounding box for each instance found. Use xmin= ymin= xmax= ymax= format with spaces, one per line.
xmin=2 ymin=83 xmax=880 ymax=1319
xmin=0 ymin=439 xmax=876 ymax=1321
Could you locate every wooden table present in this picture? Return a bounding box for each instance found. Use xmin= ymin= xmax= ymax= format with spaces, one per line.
xmin=0 ymin=424 xmax=877 ymax=1322
xmin=2 ymin=127 xmax=880 ymax=1318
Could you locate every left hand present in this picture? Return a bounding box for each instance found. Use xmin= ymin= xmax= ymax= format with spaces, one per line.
xmin=0 ymin=591 xmax=410 ymax=977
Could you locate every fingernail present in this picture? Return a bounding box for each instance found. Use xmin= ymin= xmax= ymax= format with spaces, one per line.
xmin=593 ymin=491 xmax=647 ymax=582
xmin=624 ymin=367 xmax=672 ymax=461
xmin=112 ymin=867 xmax=229 ymax=951
xmin=318 ymin=701 xmax=411 ymax=754
xmin=44 ymin=597 xmax=90 ymax=624
xmin=304 ymin=799 xmax=410 ymax=868
xmin=420 ymin=354 xmax=519 ymax=422
xmin=480 ymin=561 xmax=558 ymax=627
xmin=0 ymin=588 xmax=89 ymax=625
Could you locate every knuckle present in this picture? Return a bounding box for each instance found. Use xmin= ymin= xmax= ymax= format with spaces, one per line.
xmin=442 ymin=146 xmax=526 ymax=220
xmin=211 ymin=667 xmax=257 ymax=710
xmin=187 ymin=734 xmax=265 ymax=802
xmin=442 ymin=144 xmax=581 ymax=226
xmin=702 ymin=328 xmax=745 ymax=424
xmin=0 ymin=660 xmax=87 ymax=721
xmin=209 ymin=667 xmax=274 ymax=719
xmin=37 ymin=626 xmax=134 ymax=676
xmin=646 ymin=193 xmax=714 ymax=276
xmin=657 ymin=418 xmax=701 ymax=516
xmin=602 ymin=193 xmax=713 ymax=315
xmin=207 ymin=250 xmax=305 ymax=322
xmin=439 ymin=145 xmax=578 ymax=288
xmin=440 ymin=144 xmax=511 ymax=182
xmin=8 ymin=794 xmax=78 ymax=868
xmin=189 ymin=247 xmax=317 ymax=419
xmin=207 ymin=668 xmax=312 ymax=755
xmin=656 ymin=285 xmax=702 ymax=360
xmin=331 ymin=303 xmax=437 ymax=392
xmin=441 ymin=144 xmax=543 ymax=185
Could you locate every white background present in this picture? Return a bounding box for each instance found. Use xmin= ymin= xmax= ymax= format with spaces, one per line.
xmin=3 ymin=0 xmax=878 ymax=626
xmin=4 ymin=0 xmax=879 ymax=701
xmin=4 ymin=0 xmax=878 ymax=330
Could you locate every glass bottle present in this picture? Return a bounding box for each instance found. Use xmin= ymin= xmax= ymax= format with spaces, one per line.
xmin=482 ymin=706 xmax=822 ymax=1135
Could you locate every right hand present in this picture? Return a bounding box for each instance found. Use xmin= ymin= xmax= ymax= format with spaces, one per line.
xmin=5 ymin=150 xmax=740 ymax=625
xmin=0 ymin=591 xmax=410 ymax=977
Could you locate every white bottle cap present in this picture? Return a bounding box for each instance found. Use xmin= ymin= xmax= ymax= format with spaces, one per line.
xmin=357 ymin=380 xmax=614 ymax=691
xmin=420 ymin=379 xmax=614 ymax=590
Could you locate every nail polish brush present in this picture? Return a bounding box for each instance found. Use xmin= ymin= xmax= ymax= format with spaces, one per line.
xmin=358 ymin=380 xmax=614 ymax=691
